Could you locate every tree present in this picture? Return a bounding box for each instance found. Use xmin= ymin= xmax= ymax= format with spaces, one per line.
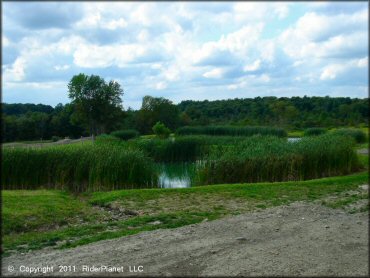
xmin=152 ymin=121 xmax=171 ymax=139
xmin=135 ymin=96 xmax=180 ymax=134
xmin=68 ymin=74 xmax=124 ymax=139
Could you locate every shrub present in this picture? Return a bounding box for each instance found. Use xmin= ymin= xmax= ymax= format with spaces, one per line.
xmin=331 ymin=128 xmax=367 ymax=143
xmin=111 ymin=129 xmax=139 ymax=140
xmin=153 ymin=121 xmax=171 ymax=139
xmin=304 ymin=128 xmax=327 ymax=136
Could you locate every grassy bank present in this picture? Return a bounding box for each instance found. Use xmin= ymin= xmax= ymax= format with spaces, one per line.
xmin=2 ymin=169 xmax=368 ymax=256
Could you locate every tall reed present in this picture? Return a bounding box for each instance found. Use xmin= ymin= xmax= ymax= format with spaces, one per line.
xmin=197 ymin=134 xmax=360 ymax=185
xmin=331 ymin=128 xmax=367 ymax=143
xmin=176 ymin=125 xmax=287 ymax=137
xmin=2 ymin=143 xmax=158 ymax=192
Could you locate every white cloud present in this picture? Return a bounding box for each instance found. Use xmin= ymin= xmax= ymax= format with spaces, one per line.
xmin=54 ymin=65 xmax=70 ymax=71
xmin=3 ymin=35 xmax=11 ymax=47
xmin=203 ymin=68 xmax=224 ymax=79
xmin=104 ymin=18 xmax=128 ymax=30
xmin=73 ymin=43 xmax=150 ymax=68
xmin=244 ymin=59 xmax=261 ymax=72
xmin=274 ymin=3 xmax=289 ymax=19
xmin=155 ymin=81 xmax=167 ymax=90
xmin=280 ymin=8 xmax=367 ymax=60
xmin=2 ymin=2 xmax=368 ymax=107
xmin=357 ymin=57 xmax=368 ymax=68
xmin=320 ymin=57 xmax=368 ymax=80
xmin=3 ymin=57 xmax=26 ymax=82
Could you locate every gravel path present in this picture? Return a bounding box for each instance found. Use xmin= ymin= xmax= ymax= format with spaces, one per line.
xmin=2 ymin=202 xmax=368 ymax=277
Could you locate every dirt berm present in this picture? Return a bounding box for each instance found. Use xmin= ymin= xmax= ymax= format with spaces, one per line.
xmin=2 ymin=202 xmax=368 ymax=277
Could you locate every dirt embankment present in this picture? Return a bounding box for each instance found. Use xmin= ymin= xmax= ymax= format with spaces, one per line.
xmin=2 ymin=202 xmax=368 ymax=277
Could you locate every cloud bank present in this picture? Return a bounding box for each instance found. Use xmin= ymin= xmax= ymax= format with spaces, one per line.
xmin=2 ymin=1 xmax=368 ymax=109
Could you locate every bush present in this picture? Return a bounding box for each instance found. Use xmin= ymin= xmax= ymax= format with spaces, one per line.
xmin=332 ymin=128 xmax=367 ymax=143
xmin=111 ymin=129 xmax=139 ymax=140
xmin=51 ymin=136 xmax=61 ymax=142
xmin=304 ymin=128 xmax=327 ymax=136
xmin=153 ymin=121 xmax=171 ymax=139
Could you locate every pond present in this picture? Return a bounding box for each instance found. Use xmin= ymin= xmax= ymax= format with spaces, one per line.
xmin=157 ymin=138 xmax=303 ymax=189
xmin=287 ymin=137 xmax=301 ymax=142
xmin=157 ymin=162 xmax=199 ymax=188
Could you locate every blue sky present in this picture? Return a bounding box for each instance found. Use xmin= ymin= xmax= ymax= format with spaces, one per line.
xmin=2 ymin=1 xmax=368 ymax=109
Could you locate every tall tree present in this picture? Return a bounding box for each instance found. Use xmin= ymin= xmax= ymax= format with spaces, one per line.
xmin=68 ymin=74 xmax=124 ymax=139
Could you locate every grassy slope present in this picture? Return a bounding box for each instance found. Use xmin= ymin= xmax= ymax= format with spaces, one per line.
xmin=2 ymin=166 xmax=368 ymax=255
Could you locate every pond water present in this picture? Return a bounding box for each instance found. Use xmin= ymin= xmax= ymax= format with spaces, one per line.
xmin=287 ymin=137 xmax=301 ymax=142
xmin=157 ymin=162 xmax=198 ymax=188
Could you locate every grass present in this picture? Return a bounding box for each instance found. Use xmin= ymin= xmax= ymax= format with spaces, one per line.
xmin=2 ymin=190 xmax=103 ymax=235
xmin=3 ymin=140 xmax=54 ymax=144
xmin=287 ymin=130 xmax=304 ymax=138
xmin=2 ymin=169 xmax=368 ymax=255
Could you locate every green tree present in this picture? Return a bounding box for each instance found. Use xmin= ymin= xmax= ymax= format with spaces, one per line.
xmin=135 ymin=96 xmax=180 ymax=134
xmin=68 ymin=74 xmax=124 ymax=139
xmin=152 ymin=121 xmax=171 ymax=139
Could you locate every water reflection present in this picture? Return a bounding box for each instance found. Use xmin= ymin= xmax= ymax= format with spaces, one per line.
xmin=288 ymin=137 xmax=301 ymax=142
xmin=157 ymin=162 xmax=197 ymax=188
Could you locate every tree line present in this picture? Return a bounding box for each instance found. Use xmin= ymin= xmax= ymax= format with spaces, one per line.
xmin=1 ymin=74 xmax=368 ymax=142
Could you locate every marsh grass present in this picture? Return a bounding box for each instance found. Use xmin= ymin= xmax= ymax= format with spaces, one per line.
xmin=198 ymin=134 xmax=361 ymax=185
xmin=2 ymin=143 xmax=158 ymax=192
xmin=176 ymin=125 xmax=287 ymax=137
xmin=2 ymin=133 xmax=362 ymax=191
xmin=331 ymin=128 xmax=367 ymax=143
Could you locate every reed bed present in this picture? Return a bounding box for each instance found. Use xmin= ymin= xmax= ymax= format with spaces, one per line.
xmin=2 ymin=143 xmax=158 ymax=192
xmin=130 ymin=136 xmax=255 ymax=162
xmin=197 ymin=134 xmax=361 ymax=185
xmin=331 ymin=128 xmax=367 ymax=143
xmin=176 ymin=125 xmax=287 ymax=137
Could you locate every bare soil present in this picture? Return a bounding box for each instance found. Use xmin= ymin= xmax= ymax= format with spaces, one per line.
xmin=2 ymin=202 xmax=368 ymax=277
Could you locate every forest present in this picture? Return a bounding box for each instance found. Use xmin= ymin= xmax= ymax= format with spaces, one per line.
xmin=1 ymin=96 xmax=369 ymax=142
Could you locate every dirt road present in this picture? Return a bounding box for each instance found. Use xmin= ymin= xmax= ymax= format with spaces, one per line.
xmin=2 ymin=202 xmax=368 ymax=277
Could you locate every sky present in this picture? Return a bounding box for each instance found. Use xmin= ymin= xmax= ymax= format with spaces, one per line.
xmin=2 ymin=1 xmax=369 ymax=109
